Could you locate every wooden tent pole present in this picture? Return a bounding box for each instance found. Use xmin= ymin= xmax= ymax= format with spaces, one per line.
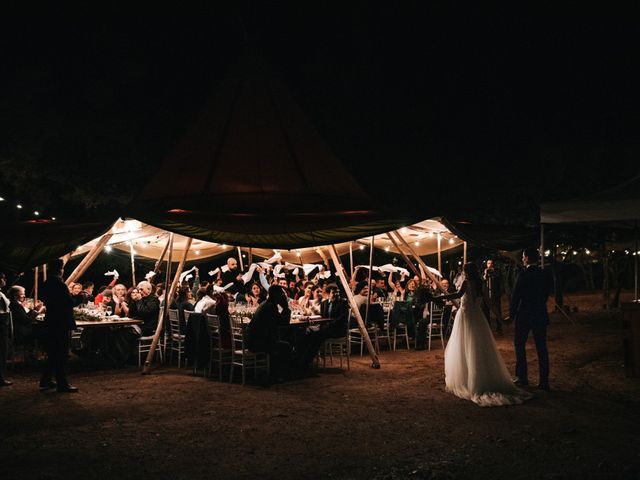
xmin=393 ymin=231 xmax=447 ymax=295
xmin=249 ymin=248 xmax=253 ymax=267
xmin=237 ymin=246 xmax=244 ymax=272
xmin=463 ymin=241 xmax=468 ymax=265
xmin=635 ymin=221 xmax=639 ymax=302
xmin=65 ymin=232 xmax=113 ymax=285
xmin=364 ymin=236 xmax=374 ymax=325
xmin=34 ymin=266 xmax=39 ymax=303
xmin=129 ymin=240 xmax=136 ymax=287
xmin=152 ymin=235 xmax=172 ymax=277
xmin=386 ymin=234 xmax=421 ymax=278
xmin=349 ymin=242 xmax=354 ymax=277
xmin=43 ymin=263 xmax=47 ymax=282
xmin=143 ymin=235 xmax=191 ymax=373
xmin=540 ymin=224 xmax=545 ymax=268
xmin=437 ymin=233 xmax=442 ymax=274
xmin=328 ymin=245 xmax=380 ymax=369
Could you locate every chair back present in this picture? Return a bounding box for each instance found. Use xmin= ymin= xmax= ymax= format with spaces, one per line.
xmin=206 ymin=314 xmax=221 ymax=339
xmin=167 ymin=308 xmax=181 ymax=337
xmin=430 ymin=302 xmax=444 ymax=325
xmin=229 ymin=315 xmax=247 ymax=352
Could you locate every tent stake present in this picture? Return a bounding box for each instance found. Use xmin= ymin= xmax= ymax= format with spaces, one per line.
xmin=328 ymin=245 xmax=380 ymax=368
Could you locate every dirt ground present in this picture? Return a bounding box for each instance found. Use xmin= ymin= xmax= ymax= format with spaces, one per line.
xmin=2 ymin=292 xmax=640 ymax=480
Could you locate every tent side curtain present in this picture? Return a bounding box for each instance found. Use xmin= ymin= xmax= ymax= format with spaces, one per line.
xmin=0 ymin=219 xmax=116 ymax=272
xmin=440 ymin=218 xmax=539 ymax=251
xmin=133 ymin=213 xmax=424 ymax=249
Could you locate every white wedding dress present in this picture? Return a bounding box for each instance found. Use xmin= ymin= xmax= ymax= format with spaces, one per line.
xmin=444 ymin=280 xmax=532 ymax=407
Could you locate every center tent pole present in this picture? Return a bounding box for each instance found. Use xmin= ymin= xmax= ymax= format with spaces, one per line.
xmin=34 ymin=266 xmax=39 ymax=303
xmin=143 ymin=235 xmax=192 ymax=373
xmin=393 ymin=231 xmax=447 ymax=295
xmin=328 ymin=245 xmax=380 ymax=368
xmin=540 ymin=224 xmax=545 ymax=268
xmin=463 ymin=241 xmax=468 ymax=265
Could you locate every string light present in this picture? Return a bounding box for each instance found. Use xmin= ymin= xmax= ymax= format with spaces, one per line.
xmin=195 ymin=250 xmax=200 ymax=255
xmin=359 ymin=245 xmax=365 ymax=250
xmin=16 ymin=204 xmax=22 ymax=209
xmin=222 ymin=244 xmax=227 ymax=249
xmin=448 ymin=238 xmax=454 ymax=245
xmin=0 ymin=196 xmax=4 ymax=201
xmin=401 ymin=227 xmax=408 ymax=233
xmin=105 ymin=246 xmax=112 ymax=252
xmin=51 ymin=217 xmax=56 ymax=221
xmin=34 ymin=211 xmax=39 ymax=216
xmin=414 ymin=241 xmax=420 ymax=247
xmin=428 ymin=232 xmax=434 ymax=238
xmin=384 ymin=246 xmax=390 ymax=252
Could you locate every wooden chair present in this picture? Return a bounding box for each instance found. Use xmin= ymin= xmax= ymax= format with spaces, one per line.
xmin=206 ymin=314 xmax=232 ymax=381
xmin=167 ymin=308 xmax=186 ymax=368
xmin=428 ymin=302 xmax=445 ymax=350
xmin=229 ymin=316 xmax=269 ymax=385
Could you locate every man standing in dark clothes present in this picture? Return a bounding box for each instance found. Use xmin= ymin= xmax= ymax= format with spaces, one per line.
xmin=246 ymin=285 xmax=292 ymax=380
xmin=40 ymin=259 xmax=78 ymax=393
xmin=0 ymin=272 xmax=12 ymax=386
xmin=482 ymin=259 xmax=504 ymax=335
xmin=510 ymin=248 xmax=553 ymax=391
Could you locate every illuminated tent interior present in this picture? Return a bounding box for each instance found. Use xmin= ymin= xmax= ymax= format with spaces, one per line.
xmin=70 ymin=217 xmax=464 ymax=267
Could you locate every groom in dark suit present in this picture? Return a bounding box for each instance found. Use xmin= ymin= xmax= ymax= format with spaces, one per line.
xmin=510 ymin=248 xmax=553 ymax=391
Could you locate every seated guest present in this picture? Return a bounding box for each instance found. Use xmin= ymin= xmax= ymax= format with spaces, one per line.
xmin=170 ymin=286 xmax=195 ymax=334
xmin=126 ymin=287 xmax=141 ymax=319
xmin=81 ymin=282 xmax=95 ymax=304
xmin=195 ymin=284 xmax=216 ymax=313
xmin=8 ymin=285 xmax=44 ymax=344
xmin=132 ymin=281 xmax=160 ymax=336
xmin=98 ymin=289 xmax=116 ymax=313
xmin=69 ymin=282 xmax=85 ymax=307
xmin=297 ymin=283 xmax=316 ymax=311
xmin=360 ymin=289 xmax=385 ymax=330
xmin=352 ymin=281 xmax=369 ymax=311
xmin=211 ymin=292 xmax=231 ymax=348
xmin=245 ymin=282 xmax=266 ymax=307
xmin=246 ymin=285 xmax=292 ymax=380
xmin=318 ymin=284 xmax=350 ymax=339
xmin=112 ymin=284 xmax=129 ymax=317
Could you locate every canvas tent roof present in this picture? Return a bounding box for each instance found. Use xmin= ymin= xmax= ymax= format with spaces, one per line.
xmin=126 ymin=54 xmax=421 ymax=248
xmin=540 ymin=175 xmax=640 ymax=225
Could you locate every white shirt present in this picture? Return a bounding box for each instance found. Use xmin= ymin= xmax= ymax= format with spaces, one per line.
xmin=195 ymin=295 xmax=215 ymax=313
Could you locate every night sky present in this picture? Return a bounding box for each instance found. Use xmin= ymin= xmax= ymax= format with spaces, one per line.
xmin=2 ymin=4 xmax=639 ymax=225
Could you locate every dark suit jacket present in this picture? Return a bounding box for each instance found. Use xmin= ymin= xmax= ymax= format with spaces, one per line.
xmin=246 ymin=301 xmax=291 ymax=352
xmin=9 ymin=300 xmax=37 ymax=342
xmin=41 ymin=276 xmax=76 ymax=332
xmin=134 ymin=294 xmax=160 ymax=336
xmin=320 ymin=298 xmax=349 ymax=338
xmin=509 ymin=265 xmax=552 ymax=324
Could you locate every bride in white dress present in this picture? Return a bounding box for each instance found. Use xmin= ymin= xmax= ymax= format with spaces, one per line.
xmin=437 ymin=263 xmax=532 ymax=407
